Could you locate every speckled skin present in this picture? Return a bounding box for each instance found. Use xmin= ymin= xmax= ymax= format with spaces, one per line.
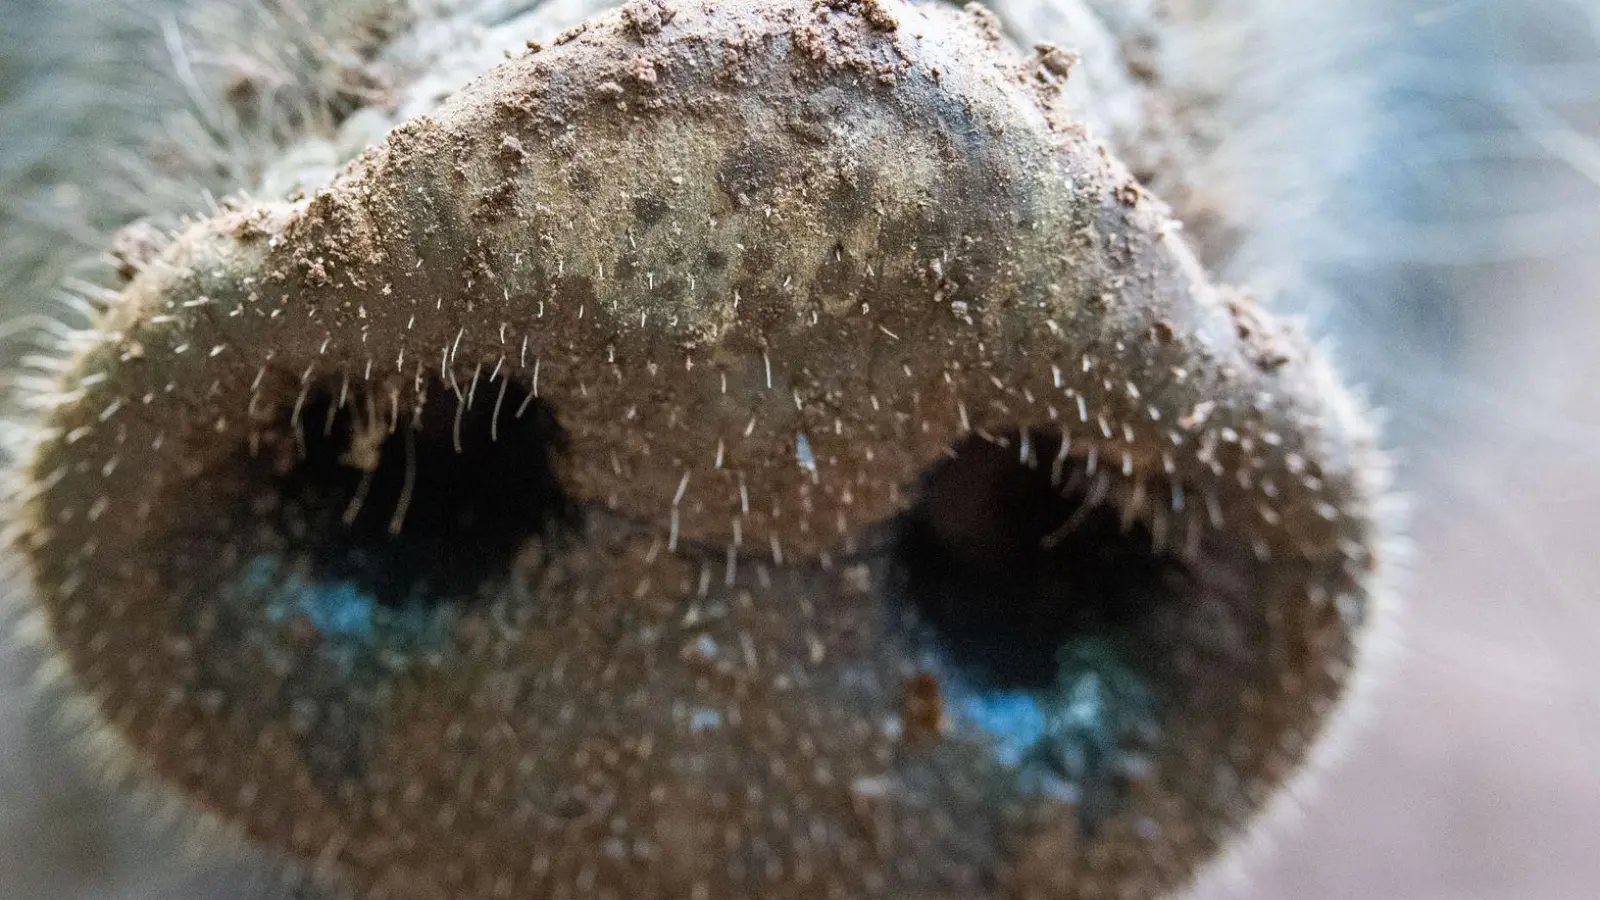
xmin=14 ymin=1 xmax=1392 ymax=898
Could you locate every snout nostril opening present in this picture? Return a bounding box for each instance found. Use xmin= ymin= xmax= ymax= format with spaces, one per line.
xmin=893 ymin=431 xmax=1185 ymax=692
xmin=883 ymin=429 xmax=1208 ymax=831
xmin=241 ymin=373 xmax=573 ymax=614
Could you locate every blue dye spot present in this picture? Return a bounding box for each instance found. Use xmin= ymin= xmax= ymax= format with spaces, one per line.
xmin=954 ymin=638 xmax=1159 ymax=816
xmin=226 ymin=554 xmax=448 ymax=672
xmin=274 ymin=570 xmax=376 ymax=640
xmin=795 ymin=432 xmax=817 ymax=473
xmin=688 ymin=707 xmax=723 ymax=732
xmin=960 ymin=691 xmax=1050 ymax=769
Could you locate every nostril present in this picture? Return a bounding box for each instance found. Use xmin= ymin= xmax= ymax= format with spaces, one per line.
xmin=224 ymin=373 xmax=572 ymax=618
xmin=149 ymin=370 xmax=577 ymax=790
xmin=886 ymin=430 xmax=1179 ymax=836
xmin=879 ymin=421 xmax=1357 ymax=863
xmin=155 ymin=370 xmax=573 ymax=672
xmin=893 ymin=430 xmax=1177 ymax=691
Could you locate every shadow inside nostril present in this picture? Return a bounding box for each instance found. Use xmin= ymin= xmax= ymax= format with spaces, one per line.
xmin=233 ymin=373 xmax=574 ymax=620
xmin=148 ymin=371 xmax=582 ymax=788
xmin=891 ymin=432 xmax=1182 ymax=691
xmin=885 ymin=430 xmax=1194 ymax=830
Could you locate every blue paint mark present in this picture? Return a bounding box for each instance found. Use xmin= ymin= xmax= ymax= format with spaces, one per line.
xmin=960 ymin=690 xmax=1050 ymax=768
xmin=279 ymin=575 xmax=377 ymax=640
xmin=952 ymin=637 xmax=1159 ymax=814
xmin=224 ymin=554 xmax=447 ymax=671
xmin=795 ymin=432 xmax=817 ymax=472
xmin=689 ymin=707 xmax=723 ymax=732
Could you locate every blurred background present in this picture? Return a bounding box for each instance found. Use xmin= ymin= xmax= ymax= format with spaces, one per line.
xmin=1 ymin=0 xmax=1597 ymax=898
xmin=1245 ymin=2 xmax=1600 ymax=898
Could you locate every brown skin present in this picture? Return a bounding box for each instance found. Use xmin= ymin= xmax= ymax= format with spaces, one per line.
xmin=14 ymin=1 xmax=1391 ymax=898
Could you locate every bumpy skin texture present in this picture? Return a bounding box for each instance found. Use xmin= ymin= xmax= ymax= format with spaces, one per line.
xmin=13 ymin=1 xmax=1391 ymax=899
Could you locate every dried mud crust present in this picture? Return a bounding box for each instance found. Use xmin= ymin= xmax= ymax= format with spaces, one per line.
xmin=17 ymin=1 xmax=1391 ymax=899
xmin=88 ymin=0 xmax=1345 ymax=561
